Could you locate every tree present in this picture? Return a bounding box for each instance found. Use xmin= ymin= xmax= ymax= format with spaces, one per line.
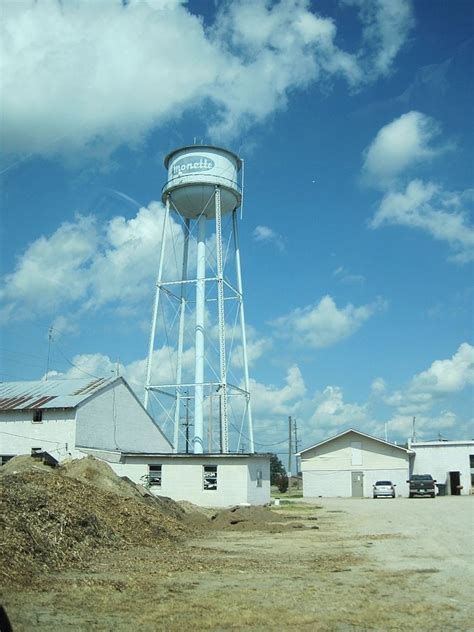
xmin=270 ymin=454 xmax=286 ymax=486
xmin=277 ymin=474 xmax=289 ymax=493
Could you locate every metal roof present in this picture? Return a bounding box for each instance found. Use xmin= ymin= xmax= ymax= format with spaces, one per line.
xmin=0 ymin=377 xmax=116 ymax=411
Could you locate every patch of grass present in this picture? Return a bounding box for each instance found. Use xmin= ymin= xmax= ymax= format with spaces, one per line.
xmin=271 ymin=503 xmax=321 ymax=512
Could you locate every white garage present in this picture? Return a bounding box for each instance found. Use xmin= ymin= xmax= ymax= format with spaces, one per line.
xmin=299 ymin=429 xmax=413 ymax=498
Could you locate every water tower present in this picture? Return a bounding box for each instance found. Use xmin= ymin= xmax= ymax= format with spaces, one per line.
xmin=144 ymin=145 xmax=254 ymax=455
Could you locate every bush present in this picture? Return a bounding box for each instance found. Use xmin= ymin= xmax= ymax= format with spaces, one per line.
xmin=277 ymin=474 xmax=289 ymax=494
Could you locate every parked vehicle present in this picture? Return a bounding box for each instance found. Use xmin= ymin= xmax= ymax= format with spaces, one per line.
xmin=407 ymin=474 xmax=436 ymax=498
xmin=373 ymin=480 xmax=396 ymax=498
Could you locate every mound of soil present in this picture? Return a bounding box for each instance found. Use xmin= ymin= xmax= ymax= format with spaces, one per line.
xmin=60 ymin=456 xmax=142 ymax=499
xmin=0 ymin=458 xmax=189 ymax=586
xmin=207 ymin=505 xmax=287 ymax=531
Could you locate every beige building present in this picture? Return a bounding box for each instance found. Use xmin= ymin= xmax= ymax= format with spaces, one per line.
xmin=298 ymin=428 xmax=413 ymax=498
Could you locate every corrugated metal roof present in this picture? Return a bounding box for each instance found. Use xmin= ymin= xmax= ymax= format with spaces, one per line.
xmin=0 ymin=377 xmax=115 ymax=411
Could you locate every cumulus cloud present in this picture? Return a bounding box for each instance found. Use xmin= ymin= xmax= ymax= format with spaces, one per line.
xmin=249 ymin=365 xmax=306 ymax=417
xmin=345 ymin=0 xmax=415 ymax=77
xmin=271 ymin=295 xmax=385 ymax=348
xmin=0 ymin=0 xmax=412 ymax=159
xmin=410 ymin=342 xmax=474 ymax=395
xmin=309 ymin=385 xmax=368 ymax=428
xmin=231 ymin=336 xmax=273 ymax=370
xmin=370 ymin=180 xmax=474 ymax=263
xmin=252 ymin=225 xmax=285 ymax=252
xmin=382 ymin=410 xmax=458 ymax=441
xmin=333 ymin=266 xmax=365 ymax=285
xmin=370 ymin=377 xmax=386 ymax=395
xmin=383 ymin=343 xmax=474 ymax=416
xmin=362 ymin=111 xmax=445 ymax=185
xmin=46 ymin=345 xmax=196 ymax=395
xmin=0 ymin=201 xmax=186 ymax=323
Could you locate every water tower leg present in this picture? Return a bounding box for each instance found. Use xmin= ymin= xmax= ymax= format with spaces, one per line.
xmin=144 ymin=196 xmax=170 ymax=410
xmin=173 ymin=218 xmax=190 ymax=453
xmin=232 ymin=210 xmax=254 ymax=453
xmin=215 ymin=187 xmax=229 ymax=453
xmin=193 ymin=213 xmax=206 ymax=454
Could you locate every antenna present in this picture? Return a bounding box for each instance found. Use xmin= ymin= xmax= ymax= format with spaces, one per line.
xmin=412 ymin=416 xmax=417 ymax=443
xmin=45 ymin=326 xmax=53 ymax=381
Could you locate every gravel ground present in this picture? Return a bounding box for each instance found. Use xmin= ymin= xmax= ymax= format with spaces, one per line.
xmin=3 ymin=495 xmax=473 ymax=630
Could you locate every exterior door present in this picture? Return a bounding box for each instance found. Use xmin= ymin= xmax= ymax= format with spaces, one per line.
xmin=351 ymin=471 xmax=364 ymax=497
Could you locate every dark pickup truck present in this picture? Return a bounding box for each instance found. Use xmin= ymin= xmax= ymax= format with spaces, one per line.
xmin=407 ymin=474 xmax=436 ymax=498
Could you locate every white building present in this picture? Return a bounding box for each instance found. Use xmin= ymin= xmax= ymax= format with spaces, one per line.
xmin=298 ymin=429 xmax=413 ymax=498
xmin=409 ymin=439 xmax=474 ymax=496
xmin=0 ymin=378 xmax=270 ymax=507
xmin=85 ymin=448 xmax=270 ymax=508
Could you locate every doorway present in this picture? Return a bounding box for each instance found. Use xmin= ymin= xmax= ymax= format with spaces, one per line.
xmin=449 ymin=471 xmax=461 ymax=495
xmin=351 ymin=471 xmax=364 ymax=497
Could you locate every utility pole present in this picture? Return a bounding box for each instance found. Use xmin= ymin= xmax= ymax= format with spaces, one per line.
xmin=288 ymin=416 xmax=292 ymax=479
xmin=45 ymin=326 xmax=53 ymax=381
xmin=293 ymin=418 xmax=299 ymax=489
xmin=293 ymin=419 xmax=298 ymax=477
xmin=181 ymin=394 xmax=193 ymax=454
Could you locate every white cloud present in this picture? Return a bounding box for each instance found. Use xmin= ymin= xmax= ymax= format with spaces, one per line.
xmin=370 ymin=180 xmax=474 ymax=263
xmin=382 ymin=410 xmax=458 ymax=441
xmin=271 ymin=295 xmax=385 ymax=348
xmin=252 ymin=225 xmax=285 ymax=252
xmin=362 ymin=111 xmax=445 ymax=185
xmin=45 ymin=345 xmax=196 ymax=395
xmin=0 ymin=201 xmax=185 ymax=323
xmin=249 ymin=365 xmax=306 ymax=417
xmin=0 ymin=0 xmax=411 ymax=159
xmin=382 ymin=343 xmax=474 ymax=416
xmin=0 ymin=215 xmax=98 ymax=319
xmin=231 ymin=336 xmax=273 ymax=370
xmin=345 ymin=0 xmax=415 ymax=77
xmin=410 ymin=342 xmax=474 ymax=395
xmin=333 ymin=265 xmax=365 ymax=285
xmin=309 ymin=385 xmax=368 ymax=429
xmin=370 ymin=377 xmax=386 ymax=395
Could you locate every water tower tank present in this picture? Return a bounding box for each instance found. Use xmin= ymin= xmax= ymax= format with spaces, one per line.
xmin=162 ymin=145 xmax=242 ymax=219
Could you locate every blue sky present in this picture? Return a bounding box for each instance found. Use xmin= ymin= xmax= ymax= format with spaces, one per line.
xmin=1 ymin=0 xmax=473 ymax=454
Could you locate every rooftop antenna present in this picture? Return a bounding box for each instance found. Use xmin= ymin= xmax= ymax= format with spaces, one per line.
xmin=412 ymin=416 xmax=417 ymax=443
xmin=45 ymin=326 xmax=53 ymax=381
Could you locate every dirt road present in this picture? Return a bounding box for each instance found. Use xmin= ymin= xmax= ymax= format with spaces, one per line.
xmin=3 ymin=496 xmax=473 ymax=631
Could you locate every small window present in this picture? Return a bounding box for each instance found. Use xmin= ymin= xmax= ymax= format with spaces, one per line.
xmin=148 ymin=464 xmax=162 ymax=486
xmin=256 ymin=470 xmax=263 ymax=488
xmin=469 ymin=454 xmax=474 ymax=469
xmin=203 ymin=465 xmax=217 ymax=490
xmin=32 ymin=409 xmax=43 ymax=423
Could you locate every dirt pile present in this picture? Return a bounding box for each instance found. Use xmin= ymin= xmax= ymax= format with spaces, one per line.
xmin=206 ymin=505 xmax=289 ymax=532
xmin=0 ymin=457 xmax=189 ymax=586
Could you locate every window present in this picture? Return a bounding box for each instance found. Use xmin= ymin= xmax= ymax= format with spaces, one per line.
xmin=203 ymin=465 xmax=217 ymax=490
xmin=148 ymin=464 xmax=162 ymax=487
xmin=256 ymin=470 xmax=263 ymax=488
xmin=32 ymin=409 xmax=43 ymax=423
